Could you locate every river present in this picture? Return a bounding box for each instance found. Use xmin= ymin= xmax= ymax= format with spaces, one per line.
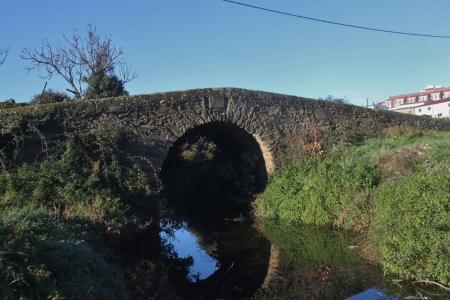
xmin=157 ymin=216 xmax=447 ymax=300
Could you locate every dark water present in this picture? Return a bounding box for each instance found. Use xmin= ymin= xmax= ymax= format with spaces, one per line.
xmin=160 ymin=218 xmax=448 ymax=300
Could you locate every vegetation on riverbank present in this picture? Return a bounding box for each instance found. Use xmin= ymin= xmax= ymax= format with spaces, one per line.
xmin=255 ymin=128 xmax=450 ymax=286
xmin=0 ymin=131 xmax=171 ymax=299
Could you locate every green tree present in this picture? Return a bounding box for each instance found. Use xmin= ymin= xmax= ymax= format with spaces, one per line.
xmin=85 ymin=72 xmax=128 ymax=99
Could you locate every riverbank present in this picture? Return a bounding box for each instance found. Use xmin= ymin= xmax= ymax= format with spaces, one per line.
xmin=0 ymin=131 xmax=181 ymax=299
xmin=255 ymin=127 xmax=450 ymax=287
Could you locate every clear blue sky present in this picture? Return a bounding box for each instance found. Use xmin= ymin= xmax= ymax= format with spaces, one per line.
xmin=1 ymin=0 xmax=450 ymax=106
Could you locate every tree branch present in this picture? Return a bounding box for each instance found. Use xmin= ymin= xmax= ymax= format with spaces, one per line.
xmin=0 ymin=45 xmax=10 ymax=66
xmin=21 ymin=25 xmax=135 ymax=99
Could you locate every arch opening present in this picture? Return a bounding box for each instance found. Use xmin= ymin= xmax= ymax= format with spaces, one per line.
xmin=160 ymin=122 xmax=268 ymax=216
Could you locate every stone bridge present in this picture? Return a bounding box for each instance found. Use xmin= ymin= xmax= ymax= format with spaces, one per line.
xmin=3 ymin=87 xmax=441 ymax=298
xmin=0 ymin=88 xmax=448 ymax=179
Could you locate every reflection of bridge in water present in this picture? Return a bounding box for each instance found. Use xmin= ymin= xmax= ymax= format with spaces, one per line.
xmin=176 ymin=220 xmax=383 ymax=300
xmin=257 ymin=244 xmax=383 ymax=299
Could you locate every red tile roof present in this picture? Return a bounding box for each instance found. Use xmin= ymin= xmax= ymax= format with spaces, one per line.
xmin=414 ymin=98 xmax=450 ymax=108
xmin=388 ymin=87 xmax=450 ymax=100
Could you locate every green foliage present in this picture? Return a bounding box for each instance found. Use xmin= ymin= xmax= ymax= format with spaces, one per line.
xmin=370 ymin=171 xmax=450 ymax=285
xmin=85 ymin=72 xmax=128 ymax=99
xmin=255 ymin=155 xmax=379 ymax=227
xmin=0 ymin=99 xmax=17 ymax=109
xmin=256 ymin=130 xmax=450 ymax=286
xmin=0 ymin=206 xmax=127 ymax=299
xmin=0 ymin=154 xmax=128 ymax=229
xmin=0 ymin=131 xmax=160 ymax=298
xmin=31 ymin=90 xmax=69 ymax=105
xmin=179 ymin=137 xmax=217 ymax=162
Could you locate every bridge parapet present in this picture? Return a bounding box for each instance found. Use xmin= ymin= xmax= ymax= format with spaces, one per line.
xmin=1 ymin=88 xmax=449 ymax=176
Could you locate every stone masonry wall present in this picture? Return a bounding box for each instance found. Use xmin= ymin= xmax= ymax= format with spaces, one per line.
xmin=0 ymin=88 xmax=449 ymax=176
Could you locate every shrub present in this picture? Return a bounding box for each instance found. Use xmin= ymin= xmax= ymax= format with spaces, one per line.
xmin=0 ymin=131 xmax=165 ymax=298
xmin=31 ymin=90 xmax=69 ymax=105
xmin=255 ymin=155 xmax=379 ymax=227
xmin=0 ymin=207 xmax=127 ymax=299
xmin=256 ymin=130 xmax=450 ymax=286
xmin=370 ymin=173 xmax=450 ymax=286
xmin=0 ymin=99 xmax=17 ymax=109
xmin=85 ymin=72 xmax=128 ymax=99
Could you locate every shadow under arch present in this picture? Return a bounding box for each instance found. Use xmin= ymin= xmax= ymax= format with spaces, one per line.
xmin=160 ymin=121 xmax=270 ymax=216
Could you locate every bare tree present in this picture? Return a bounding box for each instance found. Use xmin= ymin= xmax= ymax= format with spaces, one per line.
xmin=22 ymin=25 xmax=135 ymax=98
xmin=0 ymin=45 xmax=9 ymax=67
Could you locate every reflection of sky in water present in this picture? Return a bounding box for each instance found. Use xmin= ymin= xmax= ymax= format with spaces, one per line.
xmin=161 ymin=223 xmax=218 ymax=281
xmin=347 ymin=287 xmax=398 ymax=300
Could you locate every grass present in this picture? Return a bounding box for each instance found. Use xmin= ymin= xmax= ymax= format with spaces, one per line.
xmin=255 ymin=128 xmax=450 ymax=286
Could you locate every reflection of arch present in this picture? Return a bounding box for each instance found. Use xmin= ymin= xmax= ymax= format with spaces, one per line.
xmin=171 ymin=220 xmax=272 ymax=299
xmin=262 ymin=245 xmax=282 ymax=289
xmin=255 ymin=245 xmax=384 ymax=299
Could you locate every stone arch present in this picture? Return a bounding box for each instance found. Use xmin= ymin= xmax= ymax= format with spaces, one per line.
xmin=159 ymin=120 xmax=273 ymax=212
xmin=160 ymin=119 xmax=274 ymax=175
xmin=253 ymin=134 xmax=274 ymax=175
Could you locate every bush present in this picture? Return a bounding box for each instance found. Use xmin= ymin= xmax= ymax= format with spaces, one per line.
xmin=255 ymin=155 xmax=379 ymax=227
xmin=0 ymin=131 xmax=163 ymax=298
xmin=256 ymin=130 xmax=450 ymax=286
xmin=85 ymin=72 xmax=128 ymax=99
xmin=31 ymin=90 xmax=69 ymax=104
xmin=0 ymin=207 xmax=127 ymax=299
xmin=370 ymin=173 xmax=450 ymax=285
xmin=0 ymin=159 xmax=128 ymax=230
xmin=0 ymin=99 xmax=17 ymax=109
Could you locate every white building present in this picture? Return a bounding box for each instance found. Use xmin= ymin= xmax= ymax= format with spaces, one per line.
xmin=415 ymin=99 xmax=450 ymax=118
xmin=368 ymin=103 xmax=389 ymax=110
xmin=377 ymin=85 xmax=450 ymax=118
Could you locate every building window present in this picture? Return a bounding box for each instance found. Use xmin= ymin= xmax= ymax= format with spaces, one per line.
xmin=418 ymin=108 xmax=422 ymax=112
xmin=448 ymin=103 xmax=450 ymax=107
xmin=407 ymin=97 xmax=416 ymax=103
xmin=428 ymin=107 xmax=432 ymax=111
xmin=394 ymin=98 xmax=403 ymax=105
xmin=431 ymin=93 xmax=440 ymax=101
xmin=444 ymin=91 xmax=450 ymax=98
xmin=437 ymin=113 xmax=443 ymax=117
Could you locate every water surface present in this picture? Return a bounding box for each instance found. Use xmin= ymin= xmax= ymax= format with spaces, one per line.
xmin=162 ymin=217 xmax=430 ymax=299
